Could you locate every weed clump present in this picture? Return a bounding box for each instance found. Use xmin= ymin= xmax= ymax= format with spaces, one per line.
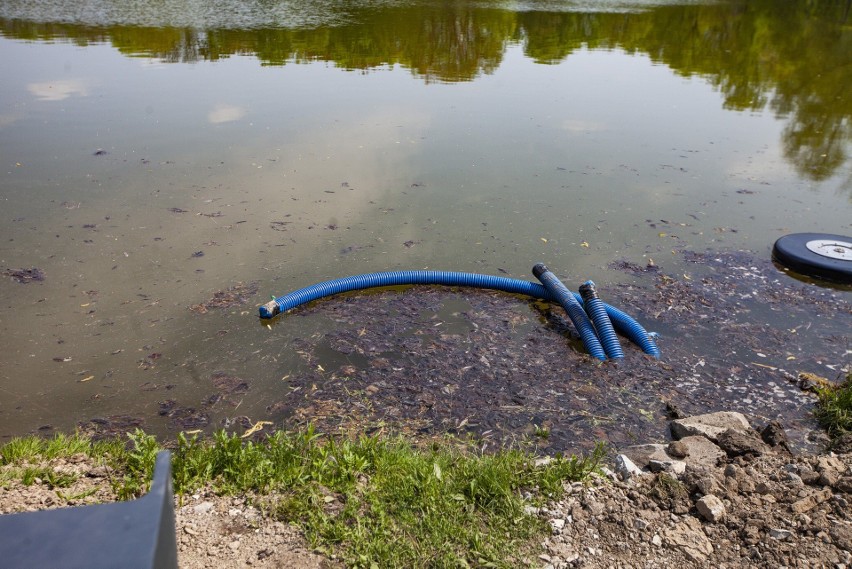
xmin=814 ymin=372 xmax=852 ymax=438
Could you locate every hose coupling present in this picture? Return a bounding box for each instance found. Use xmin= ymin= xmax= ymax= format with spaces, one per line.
xmin=259 ymin=300 xmax=281 ymax=319
xmin=579 ymin=280 xmax=598 ymax=302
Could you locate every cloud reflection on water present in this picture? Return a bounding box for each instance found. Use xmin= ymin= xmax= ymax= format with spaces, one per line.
xmin=208 ymin=103 xmax=246 ymax=124
xmin=27 ymin=79 xmax=88 ymax=101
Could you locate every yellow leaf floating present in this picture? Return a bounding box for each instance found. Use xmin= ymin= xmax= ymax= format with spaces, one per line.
xmin=80 ymin=375 xmax=94 ymax=382
xmin=241 ymin=421 xmax=273 ymax=438
xmin=580 ymin=241 xmax=589 ymax=248
xmin=540 ymin=238 xmax=548 ymax=243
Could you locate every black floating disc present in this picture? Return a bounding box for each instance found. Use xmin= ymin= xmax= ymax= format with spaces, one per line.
xmin=772 ymin=233 xmax=852 ymax=283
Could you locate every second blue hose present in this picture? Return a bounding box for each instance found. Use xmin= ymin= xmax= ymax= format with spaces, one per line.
xmin=260 ymin=270 xmax=659 ymax=358
xmin=532 ymin=264 xmax=606 ymax=361
xmin=580 ymin=280 xmax=625 ymax=360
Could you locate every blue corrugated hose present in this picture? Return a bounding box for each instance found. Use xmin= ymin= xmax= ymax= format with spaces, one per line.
xmin=579 ymin=280 xmax=625 ymax=360
xmin=532 ymin=264 xmax=606 ymax=361
xmin=259 ymin=269 xmax=659 ymax=358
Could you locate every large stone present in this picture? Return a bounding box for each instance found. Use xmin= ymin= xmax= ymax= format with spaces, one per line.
xmin=670 ymin=412 xmax=751 ymax=442
xmin=621 ymin=444 xmax=671 ymax=470
xmin=716 ymin=428 xmax=770 ymax=457
xmin=678 ymin=435 xmax=726 ymax=470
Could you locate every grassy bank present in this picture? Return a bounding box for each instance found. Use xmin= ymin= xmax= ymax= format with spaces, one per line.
xmin=815 ymin=371 xmax=852 ymax=439
xmin=1 ymin=428 xmax=605 ymax=568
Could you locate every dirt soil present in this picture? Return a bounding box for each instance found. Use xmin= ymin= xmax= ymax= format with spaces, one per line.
xmin=1 ymin=429 xmax=852 ymax=568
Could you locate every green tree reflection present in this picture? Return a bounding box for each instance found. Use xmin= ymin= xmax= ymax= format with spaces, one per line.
xmin=2 ymin=0 xmax=850 ymax=181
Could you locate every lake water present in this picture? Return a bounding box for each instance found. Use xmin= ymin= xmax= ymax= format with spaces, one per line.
xmin=1 ymin=0 xmax=850 ymax=447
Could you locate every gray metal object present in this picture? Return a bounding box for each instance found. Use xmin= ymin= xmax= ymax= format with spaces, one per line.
xmin=0 ymin=451 xmax=177 ymax=569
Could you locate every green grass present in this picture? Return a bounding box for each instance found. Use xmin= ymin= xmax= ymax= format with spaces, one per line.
xmin=0 ymin=428 xmax=606 ymax=568
xmin=815 ymin=372 xmax=852 ymax=437
xmin=0 ymin=432 xmax=125 ymax=493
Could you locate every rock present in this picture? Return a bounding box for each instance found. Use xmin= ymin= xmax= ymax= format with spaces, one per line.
xmin=784 ymin=471 xmax=805 ymax=487
xmin=836 ymin=476 xmax=852 ymax=493
xmin=670 ymin=412 xmax=751 ymax=442
xmin=549 ymin=518 xmax=566 ymax=534
xmin=760 ymin=421 xmax=790 ymax=450
xmin=667 ymin=440 xmax=689 ymax=458
xmin=600 ymin=466 xmax=618 ymax=481
xmin=678 ymin=436 xmax=726 ymax=470
xmin=791 ymin=489 xmax=832 ymax=514
xmin=648 ymin=459 xmax=686 ymax=475
xmin=817 ymin=455 xmax=847 ymax=475
xmin=696 ymin=494 xmax=726 ymax=522
xmin=814 ymin=456 xmax=846 ymax=488
xmin=716 ymin=428 xmax=771 ymax=457
xmin=797 ymin=464 xmax=821 ymax=485
xmin=819 ymin=470 xmax=840 ymax=487
xmin=615 ymin=454 xmax=644 ymax=481
xmin=830 ymin=523 xmax=852 ymax=551
xmin=769 ymin=528 xmax=793 ymax=540
xmin=622 ymin=444 xmax=671 ymax=470
xmin=663 ymin=517 xmax=714 ymax=562
xmin=682 ymin=465 xmax=725 ymax=496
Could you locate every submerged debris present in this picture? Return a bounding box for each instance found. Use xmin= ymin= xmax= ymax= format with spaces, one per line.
xmin=166 ymin=407 xmax=210 ymax=430
xmin=211 ymin=371 xmax=250 ymax=395
xmin=4 ymin=267 xmax=45 ymax=283
xmin=77 ymin=415 xmax=144 ymax=440
xmin=608 ymin=259 xmax=658 ymax=274
xmin=190 ymin=281 xmax=259 ymax=313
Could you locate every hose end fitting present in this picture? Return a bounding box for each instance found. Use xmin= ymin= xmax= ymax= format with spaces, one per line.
xmin=579 ymin=280 xmax=598 ymax=301
xmin=532 ymin=263 xmax=549 ymax=279
xmin=259 ymin=300 xmax=281 ymax=319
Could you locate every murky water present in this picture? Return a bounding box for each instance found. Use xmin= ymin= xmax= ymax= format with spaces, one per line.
xmin=1 ymin=0 xmax=850 ymax=448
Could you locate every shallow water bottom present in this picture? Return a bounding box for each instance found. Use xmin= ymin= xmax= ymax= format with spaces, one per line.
xmin=9 ymin=248 xmax=843 ymax=456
